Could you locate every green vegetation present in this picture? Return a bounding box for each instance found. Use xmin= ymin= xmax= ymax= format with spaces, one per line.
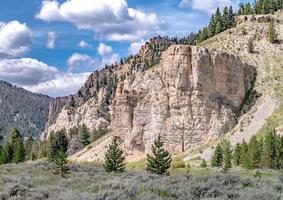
xmin=146 ymin=134 xmax=172 ymax=175
xmin=78 ymin=124 xmax=91 ymax=146
xmin=211 ymin=130 xmax=283 ymax=170
xmin=47 ymin=129 xmax=68 ymax=161
xmin=171 ymin=158 xmax=185 ymax=169
xmin=0 ymin=128 xmax=25 ymax=164
xmin=211 ymin=143 xmax=223 ymax=167
xmin=103 ymin=137 xmax=125 ymax=173
xmin=52 ymin=151 xmax=70 ymax=178
xmin=0 ymin=80 xmax=50 ymax=138
xmin=0 ymin=161 xmax=282 ymax=199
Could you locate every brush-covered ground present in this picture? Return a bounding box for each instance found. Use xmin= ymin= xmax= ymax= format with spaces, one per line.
xmin=0 ymin=161 xmax=283 ymax=200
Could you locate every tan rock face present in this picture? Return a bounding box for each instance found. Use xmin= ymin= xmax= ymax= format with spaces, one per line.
xmin=45 ymin=43 xmax=255 ymax=160
xmin=111 ymin=45 xmax=255 ymax=155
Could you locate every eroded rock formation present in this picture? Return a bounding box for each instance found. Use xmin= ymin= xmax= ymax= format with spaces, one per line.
xmin=44 ymin=41 xmax=256 ymax=158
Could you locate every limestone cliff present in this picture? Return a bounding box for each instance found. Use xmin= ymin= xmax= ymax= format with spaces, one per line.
xmin=44 ymin=41 xmax=255 ymax=160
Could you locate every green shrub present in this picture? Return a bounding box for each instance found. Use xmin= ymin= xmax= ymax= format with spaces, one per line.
xmin=171 ymin=158 xmax=185 ymax=169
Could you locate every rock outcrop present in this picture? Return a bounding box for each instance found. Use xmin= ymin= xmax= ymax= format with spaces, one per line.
xmin=44 ymin=41 xmax=256 ymax=160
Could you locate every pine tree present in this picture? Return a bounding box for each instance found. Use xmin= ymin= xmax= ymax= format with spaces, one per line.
xmin=78 ymin=124 xmax=90 ymax=146
xmin=247 ymin=136 xmax=261 ymax=169
xmin=240 ymin=139 xmax=249 ymax=167
xmin=261 ymin=128 xmax=277 ymax=168
xmin=47 ymin=129 xmax=68 ymax=161
xmin=233 ymin=143 xmax=241 ymax=166
xmin=228 ymin=6 xmax=235 ymax=28
xmin=222 ymin=7 xmax=229 ymax=30
xmin=215 ymin=21 xmax=223 ymax=34
xmin=52 ymin=150 xmax=70 ymax=178
xmin=221 ymin=139 xmax=233 ymax=171
xmin=146 ymin=134 xmax=172 ymax=175
xmin=12 ymin=138 xmax=26 ymax=164
xmin=245 ymin=3 xmax=252 ymax=15
xmin=238 ymin=3 xmax=245 ymax=15
xmin=0 ymin=147 xmax=9 ymax=164
xmin=25 ymin=136 xmax=33 ymax=160
xmin=208 ymin=15 xmax=216 ymax=37
xmin=268 ymin=20 xmax=278 ymax=43
xmin=103 ymin=137 xmax=125 ymax=173
xmin=211 ymin=143 xmax=223 ymax=167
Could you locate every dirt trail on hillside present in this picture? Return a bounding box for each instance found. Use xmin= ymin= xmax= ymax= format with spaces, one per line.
xmin=184 ymin=96 xmax=277 ymax=162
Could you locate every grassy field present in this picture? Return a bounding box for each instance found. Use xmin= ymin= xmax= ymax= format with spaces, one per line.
xmin=0 ymin=161 xmax=282 ymax=200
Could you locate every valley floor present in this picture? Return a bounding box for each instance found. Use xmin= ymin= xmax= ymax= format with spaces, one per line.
xmin=0 ymin=161 xmax=282 ymax=200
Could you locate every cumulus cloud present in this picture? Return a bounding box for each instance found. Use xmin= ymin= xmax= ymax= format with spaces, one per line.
xmin=47 ymin=31 xmax=56 ymax=49
xmin=98 ymin=43 xmax=112 ymax=56
xmin=0 ymin=57 xmax=90 ymax=97
xmin=36 ymin=0 xmax=164 ymax=41
xmin=0 ymin=58 xmax=58 ymax=86
xmin=0 ymin=21 xmax=32 ymax=58
xmin=128 ymin=40 xmax=145 ymax=55
xmin=78 ymin=40 xmax=92 ymax=48
xmin=67 ymin=53 xmax=98 ymax=72
xmin=179 ymin=0 xmax=233 ymax=14
xmin=24 ymin=72 xmax=90 ymax=97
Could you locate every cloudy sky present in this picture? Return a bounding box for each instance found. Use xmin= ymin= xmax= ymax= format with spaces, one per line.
xmin=0 ymin=0 xmax=251 ymax=97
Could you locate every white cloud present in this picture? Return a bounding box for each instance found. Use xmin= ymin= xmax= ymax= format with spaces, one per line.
xmin=67 ymin=53 xmax=98 ymax=72
xmin=179 ymin=0 xmax=233 ymax=14
xmin=128 ymin=40 xmax=145 ymax=55
xmin=98 ymin=43 xmax=112 ymax=56
xmin=36 ymin=0 xmax=164 ymax=41
xmin=47 ymin=31 xmax=56 ymax=49
xmin=0 ymin=21 xmax=32 ymax=58
xmin=0 ymin=57 xmax=90 ymax=97
xmin=78 ymin=40 xmax=92 ymax=48
xmin=0 ymin=58 xmax=58 ymax=86
xmin=101 ymin=53 xmax=120 ymax=67
xmin=24 ymin=72 xmax=90 ymax=97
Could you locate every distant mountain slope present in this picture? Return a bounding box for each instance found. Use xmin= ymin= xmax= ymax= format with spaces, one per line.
xmin=0 ymin=80 xmax=51 ymax=138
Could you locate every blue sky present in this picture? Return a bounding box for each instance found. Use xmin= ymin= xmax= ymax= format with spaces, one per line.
xmin=0 ymin=0 xmax=252 ymax=97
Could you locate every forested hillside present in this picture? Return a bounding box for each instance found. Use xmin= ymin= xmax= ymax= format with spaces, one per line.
xmin=0 ymin=80 xmax=51 ymax=139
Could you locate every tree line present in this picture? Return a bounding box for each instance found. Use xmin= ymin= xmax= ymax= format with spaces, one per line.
xmin=211 ymin=128 xmax=283 ymax=171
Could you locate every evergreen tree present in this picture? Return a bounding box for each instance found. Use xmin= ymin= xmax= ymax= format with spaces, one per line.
xmin=245 ymin=3 xmax=252 ymax=15
xmin=247 ymin=136 xmax=261 ymax=169
xmin=233 ymin=142 xmax=241 ymax=166
xmin=0 ymin=147 xmax=9 ymax=164
xmin=211 ymin=143 xmax=223 ymax=167
xmin=146 ymin=134 xmax=172 ymax=175
xmin=221 ymin=139 xmax=233 ymax=171
xmin=261 ymin=128 xmax=277 ymax=168
xmin=228 ymin=6 xmax=235 ymax=28
xmin=25 ymin=136 xmax=33 ymax=160
xmin=222 ymin=7 xmax=230 ymax=30
xmin=47 ymin=129 xmax=68 ymax=161
xmin=240 ymin=140 xmax=249 ymax=167
xmin=215 ymin=21 xmax=223 ymax=34
xmin=238 ymin=3 xmax=245 ymax=15
xmin=268 ymin=20 xmax=278 ymax=43
xmin=52 ymin=150 xmax=70 ymax=178
xmin=103 ymin=137 xmax=125 ymax=173
xmin=12 ymin=138 xmax=26 ymax=163
xmin=78 ymin=124 xmax=90 ymax=146
xmin=208 ymin=15 xmax=216 ymax=37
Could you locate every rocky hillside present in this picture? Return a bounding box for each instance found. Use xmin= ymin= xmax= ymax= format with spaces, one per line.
xmin=44 ymin=34 xmax=257 ymax=162
xmin=0 ymin=80 xmax=51 ymax=138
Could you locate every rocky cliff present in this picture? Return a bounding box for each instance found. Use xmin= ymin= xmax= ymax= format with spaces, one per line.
xmin=44 ymin=40 xmax=256 ymax=160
